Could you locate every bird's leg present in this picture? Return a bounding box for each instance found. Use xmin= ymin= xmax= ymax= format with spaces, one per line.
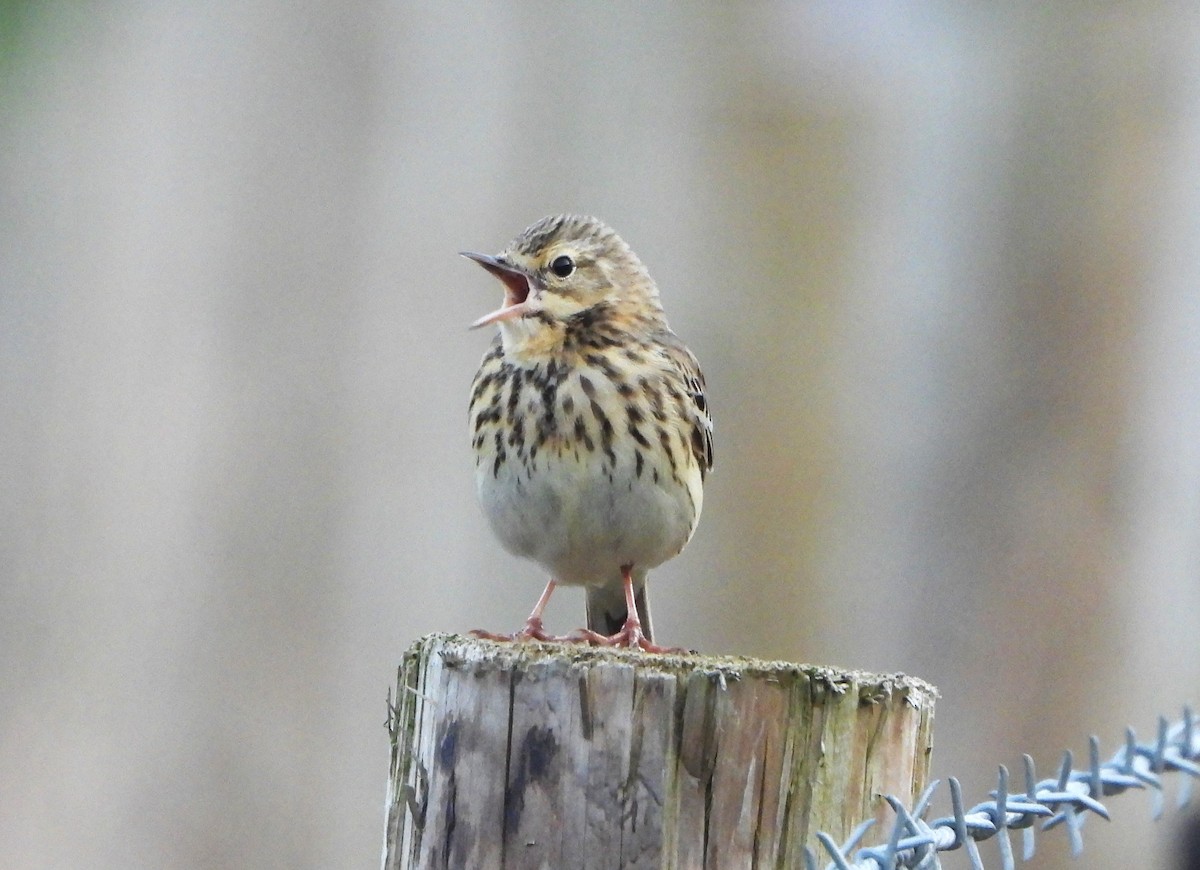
xmin=514 ymin=578 xmax=560 ymax=640
xmin=470 ymin=579 xmax=576 ymax=643
xmin=574 ymin=566 xmax=680 ymax=653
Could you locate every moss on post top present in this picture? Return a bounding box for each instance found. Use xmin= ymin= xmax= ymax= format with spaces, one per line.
xmin=400 ymin=631 xmax=937 ymax=705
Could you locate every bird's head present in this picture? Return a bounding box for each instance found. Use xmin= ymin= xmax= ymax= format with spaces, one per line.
xmin=462 ymin=215 xmax=661 ymax=338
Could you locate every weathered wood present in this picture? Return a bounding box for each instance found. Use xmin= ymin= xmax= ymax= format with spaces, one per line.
xmin=383 ymin=634 xmax=935 ymax=869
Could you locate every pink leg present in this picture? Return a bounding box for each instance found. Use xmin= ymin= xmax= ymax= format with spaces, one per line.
xmin=572 ymin=566 xmax=680 ymax=654
xmin=470 ymin=579 xmax=577 ymax=643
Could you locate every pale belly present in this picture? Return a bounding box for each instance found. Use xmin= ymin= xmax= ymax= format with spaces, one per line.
xmin=476 ymin=449 xmax=701 ymax=588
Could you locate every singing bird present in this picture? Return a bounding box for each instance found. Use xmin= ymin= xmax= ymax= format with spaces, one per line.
xmin=464 ymin=215 xmax=712 ymax=652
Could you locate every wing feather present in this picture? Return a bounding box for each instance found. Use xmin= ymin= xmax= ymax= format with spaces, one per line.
xmin=661 ymin=334 xmax=713 ymax=478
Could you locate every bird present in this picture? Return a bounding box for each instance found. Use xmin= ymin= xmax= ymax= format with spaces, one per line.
xmin=462 ymin=214 xmax=712 ymax=653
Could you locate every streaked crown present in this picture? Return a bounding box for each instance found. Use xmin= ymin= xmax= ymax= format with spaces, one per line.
xmin=464 ymin=215 xmax=664 ymax=332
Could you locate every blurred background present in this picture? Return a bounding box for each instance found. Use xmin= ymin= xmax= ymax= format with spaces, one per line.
xmin=3 ymin=3 xmax=1199 ymax=868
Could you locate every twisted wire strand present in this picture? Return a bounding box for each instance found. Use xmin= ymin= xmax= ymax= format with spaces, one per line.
xmin=808 ymin=706 xmax=1200 ymax=870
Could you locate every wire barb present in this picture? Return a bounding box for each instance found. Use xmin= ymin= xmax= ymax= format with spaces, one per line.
xmin=812 ymin=706 xmax=1199 ymax=869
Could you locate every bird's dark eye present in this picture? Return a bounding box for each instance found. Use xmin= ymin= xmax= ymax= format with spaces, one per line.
xmin=549 ymin=255 xmax=575 ymax=278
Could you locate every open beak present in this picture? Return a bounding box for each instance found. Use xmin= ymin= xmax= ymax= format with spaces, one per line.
xmin=461 ymin=252 xmax=537 ymax=329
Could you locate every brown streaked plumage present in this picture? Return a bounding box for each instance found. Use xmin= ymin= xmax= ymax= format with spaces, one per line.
xmin=463 ymin=215 xmax=712 ymax=652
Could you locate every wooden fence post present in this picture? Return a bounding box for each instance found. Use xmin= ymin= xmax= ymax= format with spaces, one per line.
xmin=383 ymin=633 xmax=935 ymax=869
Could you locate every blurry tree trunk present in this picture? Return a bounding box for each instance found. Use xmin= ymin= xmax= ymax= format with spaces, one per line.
xmin=383 ymin=634 xmax=935 ymax=869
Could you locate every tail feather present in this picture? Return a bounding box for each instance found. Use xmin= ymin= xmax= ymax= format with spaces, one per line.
xmin=585 ymin=582 xmax=652 ymax=642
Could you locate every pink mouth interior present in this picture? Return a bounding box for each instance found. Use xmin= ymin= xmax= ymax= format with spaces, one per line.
xmin=500 ymin=271 xmax=530 ymax=309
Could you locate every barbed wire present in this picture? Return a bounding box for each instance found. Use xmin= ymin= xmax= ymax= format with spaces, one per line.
xmin=805 ymin=706 xmax=1200 ymax=870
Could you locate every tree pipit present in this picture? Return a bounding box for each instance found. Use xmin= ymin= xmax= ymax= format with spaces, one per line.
xmin=464 ymin=215 xmax=712 ymax=653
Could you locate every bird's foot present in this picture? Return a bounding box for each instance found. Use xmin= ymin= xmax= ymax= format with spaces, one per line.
xmin=570 ymin=620 xmax=683 ymax=654
xmin=469 ymin=617 xmax=579 ymax=644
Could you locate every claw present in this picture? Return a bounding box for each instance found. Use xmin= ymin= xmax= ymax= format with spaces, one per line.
xmin=469 ymin=616 xmax=579 ymax=644
xmin=569 ymin=621 xmax=684 ymax=654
